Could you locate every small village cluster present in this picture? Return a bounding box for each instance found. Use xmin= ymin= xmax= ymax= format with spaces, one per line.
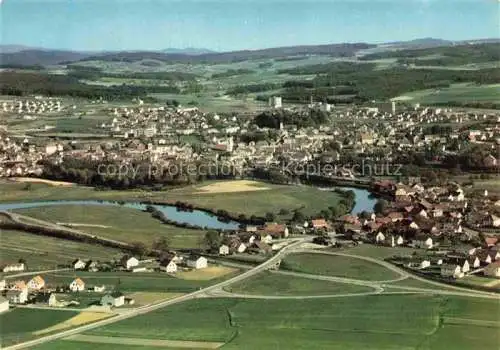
xmin=327 ymin=180 xmax=500 ymax=280
xmin=0 ymin=252 xmax=210 ymax=313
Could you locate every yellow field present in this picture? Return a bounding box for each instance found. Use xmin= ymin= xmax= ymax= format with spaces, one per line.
xmin=126 ymin=292 xmax=183 ymax=305
xmin=176 ymin=266 xmax=238 ymax=280
xmin=196 ymin=180 xmax=269 ymax=194
xmin=484 ymin=279 xmax=500 ymax=288
xmin=10 ymin=177 xmax=75 ymax=187
xmin=34 ymin=312 xmax=112 ymax=335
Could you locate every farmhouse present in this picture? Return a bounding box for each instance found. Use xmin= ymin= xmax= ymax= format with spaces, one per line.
xmin=187 ymin=256 xmax=208 ymax=269
xmin=484 ymin=261 xmax=500 ymax=278
xmin=7 ymin=289 xmax=28 ymax=304
xmin=218 ymin=244 xmax=230 ymax=256
xmin=121 ymin=256 xmax=140 ymax=270
xmin=412 ymin=237 xmax=433 ymax=249
xmin=159 ymin=258 xmax=177 ymax=273
xmin=440 ymin=264 xmax=464 ymax=279
xmin=311 ymin=219 xmax=329 ymax=230
xmin=0 ymin=297 xmax=9 ymax=314
xmin=72 ymin=259 xmax=87 ymax=270
xmin=262 ymin=223 xmax=289 ymax=238
xmin=101 ymin=291 xmax=125 ymax=307
xmin=27 ymin=275 xmax=45 ymax=290
xmin=69 ymin=278 xmax=85 ymax=292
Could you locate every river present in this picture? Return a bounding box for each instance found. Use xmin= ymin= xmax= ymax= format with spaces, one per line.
xmin=0 ymin=187 xmax=376 ymax=228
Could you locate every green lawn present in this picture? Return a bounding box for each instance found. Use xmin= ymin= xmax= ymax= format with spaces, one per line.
xmin=0 ymin=230 xmax=124 ymax=270
xmin=167 ymin=182 xmax=343 ymax=217
xmin=281 ymin=253 xmax=401 ymax=281
xmin=0 ymin=308 xmax=78 ymax=347
xmin=342 ymin=244 xmax=418 ymax=259
xmin=393 ymin=83 xmax=500 ymax=104
xmin=80 ymin=294 xmax=500 ymax=350
xmin=225 ymin=271 xmax=373 ymax=296
xmin=23 ymin=270 xmax=236 ymax=293
xmin=12 ymin=204 xmax=206 ymax=249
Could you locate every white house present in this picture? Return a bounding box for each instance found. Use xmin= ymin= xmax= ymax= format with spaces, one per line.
xmin=122 ymin=256 xmax=139 ymax=270
xmin=218 ymin=244 xmax=230 ymax=256
xmin=375 ymin=232 xmax=385 ymax=244
xmin=159 ymin=259 xmax=177 ymax=273
xmin=0 ymin=279 xmax=6 ymax=291
xmin=413 ymin=237 xmax=433 ymax=249
xmin=187 ymin=256 xmax=208 ymax=269
xmin=262 ymin=234 xmax=273 ymax=244
xmin=101 ymin=292 xmax=125 ymax=307
xmin=69 ymin=278 xmax=85 ymax=292
xmin=468 ymin=256 xmax=481 ymax=269
xmin=27 ymin=275 xmax=45 ymax=291
xmin=92 ymin=285 xmax=106 ymax=293
xmin=6 ymin=289 xmax=27 ymax=304
xmin=484 ymin=261 xmax=500 ymax=278
xmin=419 ymin=260 xmax=431 ymax=269
xmin=237 ymin=243 xmax=247 ymax=253
xmin=0 ymin=297 xmax=9 ymax=314
xmin=72 ymin=259 xmax=86 ymax=270
xmin=441 ymin=264 xmax=464 ymax=279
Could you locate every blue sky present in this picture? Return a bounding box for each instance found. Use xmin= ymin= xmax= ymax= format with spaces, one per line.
xmin=1 ymin=0 xmax=498 ymax=51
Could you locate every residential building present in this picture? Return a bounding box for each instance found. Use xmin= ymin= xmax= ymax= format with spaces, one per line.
xmin=218 ymin=244 xmax=230 ymax=256
xmin=101 ymin=292 xmax=125 ymax=307
xmin=187 ymin=256 xmax=208 ymax=269
xmin=159 ymin=258 xmax=177 ymax=273
xmin=484 ymin=261 xmax=500 ymax=278
xmin=69 ymin=278 xmax=85 ymax=292
xmin=27 ymin=275 xmax=45 ymax=291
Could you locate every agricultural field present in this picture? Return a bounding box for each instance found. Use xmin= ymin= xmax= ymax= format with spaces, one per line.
xmin=78 ymin=295 xmax=499 ymax=349
xmin=33 ymin=340 xmax=165 ymax=350
xmin=224 ymin=271 xmax=374 ymax=296
xmin=11 ymin=204 xmax=207 ymax=249
xmin=0 ymin=230 xmax=124 ymax=271
xmin=167 ymin=181 xmax=343 ymax=217
xmin=281 ymin=253 xmax=401 ymax=281
xmin=175 ymin=266 xmax=238 ymax=281
xmin=0 ymin=308 xmax=78 ymax=347
xmin=392 ymin=83 xmax=500 ymax=104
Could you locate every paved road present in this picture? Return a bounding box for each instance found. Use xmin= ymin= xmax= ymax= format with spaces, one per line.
xmin=4 ymin=238 xmax=308 ymax=350
xmin=296 ymin=249 xmax=500 ymax=297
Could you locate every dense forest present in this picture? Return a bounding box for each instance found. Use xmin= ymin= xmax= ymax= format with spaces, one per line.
xmin=66 ymin=65 xmax=198 ymax=81
xmin=278 ymin=63 xmax=500 ymax=103
xmin=0 ymin=71 xmax=180 ymax=100
xmin=358 ymin=43 xmax=500 ymax=66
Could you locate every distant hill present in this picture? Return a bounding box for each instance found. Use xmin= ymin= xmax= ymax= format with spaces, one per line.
xmin=0 ymin=49 xmax=95 ymax=66
xmin=161 ymin=48 xmax=216 ymax=55
xmin=79 ymin=43 xmax=375 ymax=64
xmin=2 ymin=38 xmax=498 ymax=67
xmin=385 ymin=38 xmax=454 ymax=49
